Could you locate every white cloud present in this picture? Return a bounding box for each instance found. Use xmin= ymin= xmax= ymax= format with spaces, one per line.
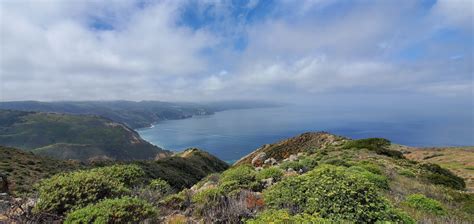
xmin=0 ymin=0 xmax=472 ymax=102
xmin=432 ymin=0 xmax=473 ymax=29
xmin=0 ymin=0 xmax=217 ymax=101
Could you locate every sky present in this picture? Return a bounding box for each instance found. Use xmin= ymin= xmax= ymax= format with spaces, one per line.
xmin=0 ymin=0 xmax=472 ymax=104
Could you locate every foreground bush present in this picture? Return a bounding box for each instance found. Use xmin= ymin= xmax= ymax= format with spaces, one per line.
xmin=263 ymin=165 xmax=408 ymax=223
xmin=347 ymin=166 xmax=389 ymax=189
xmin=148 ymin=178 xmax=172 ymax=195
xmin=219 ymin=165 xmax=260 ymax=192
xmin=64 ymin=197 xmax=156 ymax=223
xmin=246 ymin=209 xmax=332 ymax=223
xmin=256 ymin=167 xmax=283 ymax=181
xmin=34 ymin=170 xmax=128 ymax=215
xmin=404 ymin=194 xmax=446 ymax=215
xmin=91 ymin=164 xmax=145 ymax=187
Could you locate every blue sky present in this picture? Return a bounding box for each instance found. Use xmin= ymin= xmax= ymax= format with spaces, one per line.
xmin=0 ymin=0 xmax=472 ymax=103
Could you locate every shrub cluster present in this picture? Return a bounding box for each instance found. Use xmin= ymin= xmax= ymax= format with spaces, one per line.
xmin=343 ymin=138 xmax=403 ymax=159
xmin=246 ymin=209 xmax=332 ymax=224
xmin=64 ymin=197 xmax=156 ymax=223
xmin=256 ymin=167 xmax=283 ymax=181
xmin=219 ymin=165 xmax=260 ymax=193
xmin=280 ymin=156 xmax=319 ymax=171
xmin=34 ymin=170 xmax=128 ymax=215
xmin=347 ymin=166 xmax=389 ymax=189
xmin=263 ymin=165 xmax=411 ymax=223
xmin=148 ymin=178 xmax=172 ymax=195
xmin=419 ymin=163 xmax=465 ymax=190
xmin=93 ymin=164 xmax=145 ymax=187
xmin=404 ymin=194 xmax=446 ymax=215
xmin=34 ymin=164 xmax=145 ymax=215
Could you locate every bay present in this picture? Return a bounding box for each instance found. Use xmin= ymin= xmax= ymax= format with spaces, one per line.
xmin=137 ymin=105 xmax=473 ymax=163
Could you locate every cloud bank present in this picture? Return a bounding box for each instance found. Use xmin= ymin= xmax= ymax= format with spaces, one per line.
xmin=0 ymin=0 xmax=472 ymax=102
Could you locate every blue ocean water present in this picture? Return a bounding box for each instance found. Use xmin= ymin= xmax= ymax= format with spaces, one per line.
xmin=137 ymin=105 xmax=473 ymax=163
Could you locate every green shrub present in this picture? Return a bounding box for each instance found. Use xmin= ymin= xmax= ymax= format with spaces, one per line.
xmin=299 ymin=156 xmax=319 ymax=170
xmin=419 ymin=163 xmax=465 ymax=190
xmin=383 ymin=208 xmax=416 ymax=224
xmin=149 ymin=178 xmax=172 ymax=195
xmin=246 ymin=209 xmax=332 ymax=224
xmin=405 ymin=194 xmax=446 ymax=215
xmin=256 ymin=167 xmax=284 ymax=181
xmin=356 ymin=161 xmax=383 ymax=175
xmin=161 ymin=190 xmax=191 ymax=210
xmin=347 ymin=166 xmax=389 ymax=189
xmin=398 ymin=169 xmax=416 ymax=178
xmin=263 ymin=165 xmax=401 ymax=223
xmin=64 ymin=197 xmax=156 ymax=223
xmin=34 ymin=170 xmax=129 ymax=215
xmin=343 ymin=138 xmax=403 ymax=159
xmin=279 ymin=161 xmax=304 ymax=171
xmin=322 ymin=158 xmax=350 ymax=167
xmin=218 ymin=180 xmax=245 ymax=195
xmin=192 ymin=188 xmax=223 ymax=216
xmin=91 ymin=164 xmax=145 ymax=187
xmin=220 ymin=165 xmax=260 ymax=191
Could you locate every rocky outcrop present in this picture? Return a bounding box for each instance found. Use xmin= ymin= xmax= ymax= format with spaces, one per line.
xmin=234 ymin=132 xmax=347 ymax=166
xmin=251 ymin=152 xmax=267 ymax=167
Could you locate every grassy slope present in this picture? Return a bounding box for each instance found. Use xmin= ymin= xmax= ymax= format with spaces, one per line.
xmin=392 ymin=145 xmax=474 ymax=192
xmin=0 ymin=146 xmax=228 ymax=195
xmin=0 ymin=146 xmax=84 ymax=195
xmin=0 ymin=109 xmax=170 ymax=161
xmin=135 ymin=148 xmax=229 ymax=189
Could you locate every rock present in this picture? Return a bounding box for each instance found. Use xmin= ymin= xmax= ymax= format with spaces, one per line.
xmin=197 ymin=182 xmax=217 ymax=193
xmin=287 ymin=168 xmax=295 ymax=172
xmin=264 ymin=158 xmax=277 ymax=166
xmin=297 ymin=152 xmax=304 ymax=157
xmin=251 ymin=152 xmax=267 ymax=167
xmin=243 ymin=191 xmax=264 ymax=210
xmin=288 ymin=154 xmax=298 ymax=161
xmin=261 ymin=177 xmax=274 ymax=188
xmin=284 ymin=170 xmax=298 ymax=177
xmin=255 ymin=167 xmax=263 ymax=171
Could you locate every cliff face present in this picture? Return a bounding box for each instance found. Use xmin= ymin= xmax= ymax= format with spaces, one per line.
xmin=0 ymin=109 xmax=171 ymax=162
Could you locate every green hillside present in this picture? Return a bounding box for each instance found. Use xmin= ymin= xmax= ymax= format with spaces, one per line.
xmin=2 ymin=132 xmax=472 ymax=223
xmin=0 ymin=109 xmax=170 ymax=161
xmin=0 ymin=147 xmax=228 ymax=196
xmin=0 ymin=101 xmax=214 ymax=129
xmin=0 ymin=146 xmax=84 ymax=195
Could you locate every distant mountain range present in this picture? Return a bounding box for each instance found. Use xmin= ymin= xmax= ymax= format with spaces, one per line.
xmin=0 ymin=100 xmax=277 ymax=129
xmin=0 ymin=109 xmax=171 ymax=161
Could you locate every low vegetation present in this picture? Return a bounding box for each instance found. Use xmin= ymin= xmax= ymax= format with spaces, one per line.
xmin=1 ymin=132 xmax=472 ymax=223
xmin=404 ymin=194 xmax=446 ymax=215
xmin=0 ymin=146 xmax=83 ymax=195
xmin=64 ymin=197 xmax=156 ymax=223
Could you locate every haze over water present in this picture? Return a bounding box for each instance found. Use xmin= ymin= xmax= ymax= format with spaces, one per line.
xmin=138 ymin=101 xmax=473 ymax=163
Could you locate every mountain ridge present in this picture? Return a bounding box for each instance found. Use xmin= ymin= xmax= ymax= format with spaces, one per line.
xmin=0 ymin=109 xmax=171 ymax=161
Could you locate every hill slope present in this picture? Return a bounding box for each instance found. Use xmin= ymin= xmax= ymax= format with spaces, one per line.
xmin=160 ymin=132 xmax=473 ymax=223
xmin=392 ymin=145 xmax=474 ymax=191
xmin=0 ymin=109 xmax=170 ymax=161
xmin=0 ymin=146 xmax=84 ymax=195
xmin=0 ymin=101 xmax=214 ymax=129
xmin=0 ymin=146 xmax=228 ymax=197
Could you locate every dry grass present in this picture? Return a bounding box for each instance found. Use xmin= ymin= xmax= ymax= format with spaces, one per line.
xmin=392 ymin=145 xmax=474 ymax=192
